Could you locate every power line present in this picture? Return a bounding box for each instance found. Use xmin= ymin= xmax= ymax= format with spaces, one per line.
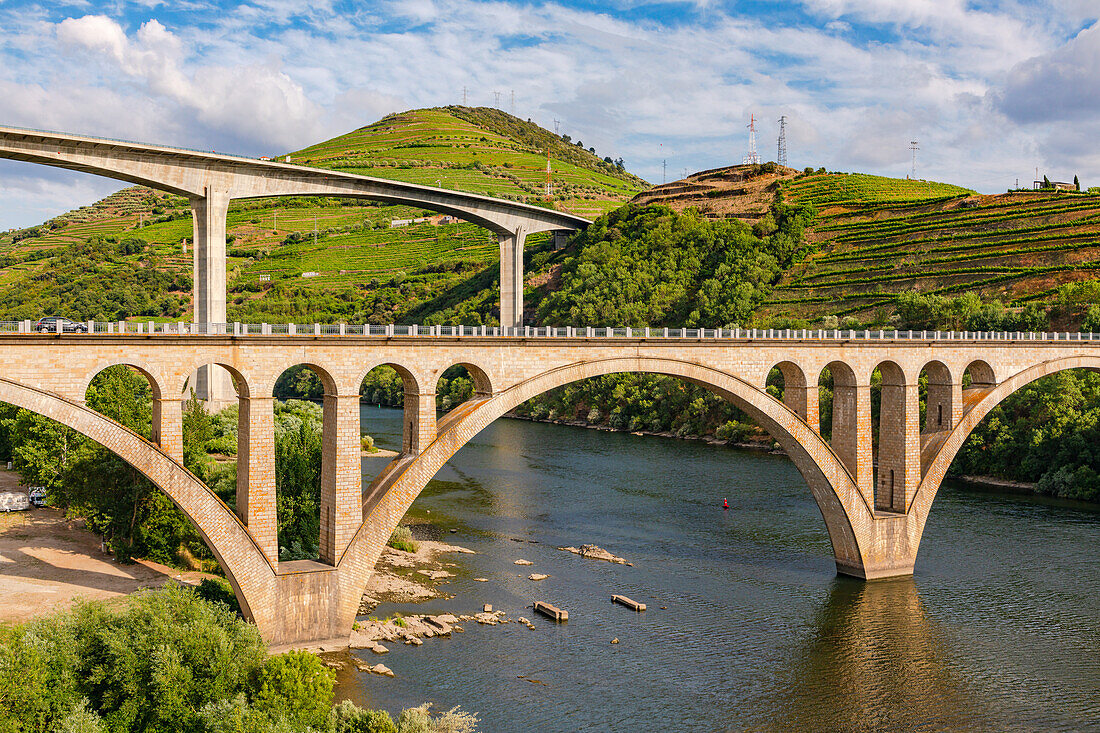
xmin=777 ymin=115 xmax=788 ymax=168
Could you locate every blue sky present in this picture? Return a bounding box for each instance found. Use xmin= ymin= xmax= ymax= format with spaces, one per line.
xmin=1 ymin=0 xmax=1098 ymax=228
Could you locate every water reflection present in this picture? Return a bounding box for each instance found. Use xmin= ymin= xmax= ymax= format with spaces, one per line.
xmin=756 ymin=577 xmax=988 ymax=732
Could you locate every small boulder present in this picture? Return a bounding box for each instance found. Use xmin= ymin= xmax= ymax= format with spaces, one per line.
xmin=513 ymin=559 xmax=534 ymax=566
xmin=483 ymin=604 xmax=493 ymax=612
xmin=370 ymin=664 xmax=395 ymax=677
xmin=528 ymin=573 xmax=549 ymax=581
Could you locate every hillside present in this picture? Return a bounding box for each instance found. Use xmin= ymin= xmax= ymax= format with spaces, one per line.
xmin=0 ymin=108 xmax=648 ymax=323
xmin=289 ymin=106 xmax=648 ymax=219
xmin=630 ymin=163 xmax=801 ymax=222
xmin=761 ymin=174 xmax=1100 ymax=322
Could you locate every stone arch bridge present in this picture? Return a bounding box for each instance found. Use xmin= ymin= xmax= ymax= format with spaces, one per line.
xmin=0 ymin=326 xmax=1092 ymax=646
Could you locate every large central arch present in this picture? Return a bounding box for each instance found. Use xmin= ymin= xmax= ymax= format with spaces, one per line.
xmin=0 ymin=377 xmax=275 ymax=627
xmin=346 ymin=357 xmax=879 ymax=595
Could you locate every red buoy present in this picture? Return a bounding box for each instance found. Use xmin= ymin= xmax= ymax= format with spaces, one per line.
xmin=723 ymin=498 xmax=729 ymax=510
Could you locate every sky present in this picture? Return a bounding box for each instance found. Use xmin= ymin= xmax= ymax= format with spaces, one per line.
xmin=0 ymin=0 xmax=1098 ymax=229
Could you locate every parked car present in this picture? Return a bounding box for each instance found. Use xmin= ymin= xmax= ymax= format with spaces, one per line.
xmin=0 ymin=491 xmax=30 ymax=512
xmin=28 ymin=487 xmax=47 ymax=507
xmin=34 ymin=316 xmax=88 ymax=333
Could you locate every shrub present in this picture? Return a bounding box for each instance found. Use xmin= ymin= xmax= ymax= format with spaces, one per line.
xmin=196 ymin=577 xmax=241 ymax=614
xmin=396 ymin=704 xmax=479 ymax=733
xmin=332 ymin=700 xmax=398 ymax=733
xmin=388 ymin=525 xmax=418 ymax=553
xmin=361 ymin=435 xmax=377 ymax=453
xmin=249 ymin=650 xmax=335 ymax=730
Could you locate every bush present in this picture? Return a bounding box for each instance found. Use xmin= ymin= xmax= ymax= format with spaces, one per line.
xmin=388 ymin=525 xmax=419 ymax=553
xmin=196 ymin=578 xmax=241 ymax=614
xmin=332 ymin=699 xmax=398 ymax=733
xmin=249 ymin=650 xmax=335 ymax=730
xmin=396 ymin=704 xmax=479 ymax=733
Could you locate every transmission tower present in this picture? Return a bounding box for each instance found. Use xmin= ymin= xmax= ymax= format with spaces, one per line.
xmin=545 ymin=151 xmax=552 ymax=196
xmin=662 ymin=159 xmax=667 ymax=184
xmin=743 ymin=114 xmax=761 ymax=165
xmin=462 ymin=86 xmax=468 ymax=105
xmin=553 ymin=118 xmax=560 ymax=135
xmin=909 ymin=140 xmax=920 ymax=178
xmin=493 ymin=91 xmax=501 ymax=108
xmin=777 ymin=115 xmax=788 ymax=167
xmin=510 ymin=90 xmax=515 ymax=116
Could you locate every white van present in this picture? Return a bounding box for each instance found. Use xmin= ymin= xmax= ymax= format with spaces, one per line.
xmin=0 ymin=491 xmax=30 ymax=512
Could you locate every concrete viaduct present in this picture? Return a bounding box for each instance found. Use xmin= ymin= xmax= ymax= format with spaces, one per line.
xmin=0 ymin=125 xmax=591 ymax=402
xmin=0 ymin=325 xmax=1092 ymax=647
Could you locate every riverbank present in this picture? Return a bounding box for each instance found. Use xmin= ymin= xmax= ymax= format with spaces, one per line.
xmin=0 ymin=508 xmax=212 ymax=622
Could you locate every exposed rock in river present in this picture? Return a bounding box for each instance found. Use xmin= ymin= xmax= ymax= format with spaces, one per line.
xmin=558 ymin=544 xmax=632 ymax=566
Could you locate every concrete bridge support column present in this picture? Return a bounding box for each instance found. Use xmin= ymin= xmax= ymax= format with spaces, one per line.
xmin=190 ymin=189 xmax=235 ymax=407
xmin=876 ymin=370 xmax=920 ymax=512
xmin=832 ymin=375 xmax=873 ymax=506
xmin=151 ymin=397 xmax=183 ymax=463
xmin=403 ymin=391 xmax=437 ymax=454
xmin=499 ymin=226 xmax=527 ymax=330
xmin=237 ymin=395 xmax=278 ymax=565
xmin=320 ymin=394 xmax=363 ymax=565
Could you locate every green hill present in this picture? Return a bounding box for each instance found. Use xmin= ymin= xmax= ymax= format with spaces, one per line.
xmin=0 ymin=108 xmax=649 ymax=323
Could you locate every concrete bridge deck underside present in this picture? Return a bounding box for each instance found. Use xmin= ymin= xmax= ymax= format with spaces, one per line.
xmin=0 ymin=332 xmax=1092 ymax=646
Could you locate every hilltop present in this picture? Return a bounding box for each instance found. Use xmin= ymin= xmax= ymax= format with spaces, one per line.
xmin=0 ymin=108 xmax=648 ymax=323
xmin=289 ymin=106 xmax=648 ymax=219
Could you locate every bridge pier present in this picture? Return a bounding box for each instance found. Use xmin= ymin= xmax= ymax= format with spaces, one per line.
xmin=320 ymin=393 xmax=363 ymax=564
xmin=875 ymin=366 xmax=920 ymax=512
xmin=237 ymin=395 xmax=279 ymax=565
xmin=499 ymin=226 xmax=527 ymax=329
xmin=151 ymin=397 xmax=183 ymax=463
xmin=403 ymin=390 xmax=437 ymax=453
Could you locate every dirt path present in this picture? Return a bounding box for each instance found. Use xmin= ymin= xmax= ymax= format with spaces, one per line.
xmin=0 ymin=507 xmax=209 ymax=623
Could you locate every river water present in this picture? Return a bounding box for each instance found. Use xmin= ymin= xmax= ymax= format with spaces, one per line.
xmin=336 ymin=405 xmax=1100 ymax=732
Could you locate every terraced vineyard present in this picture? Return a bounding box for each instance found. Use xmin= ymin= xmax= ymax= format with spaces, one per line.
xmin=761 ymin=173 xmax=1100 ymax=320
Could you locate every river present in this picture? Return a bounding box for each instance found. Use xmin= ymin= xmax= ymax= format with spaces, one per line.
xmin=335 ymin=405 xmax=1100 ymax=732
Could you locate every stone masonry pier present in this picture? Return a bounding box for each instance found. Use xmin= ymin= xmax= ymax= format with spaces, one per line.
xmin=0 ymin=326 xmax=1094 ymax=646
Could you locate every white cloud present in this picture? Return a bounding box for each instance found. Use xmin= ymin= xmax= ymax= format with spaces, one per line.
xmin=0 ymin=0 xmax=1099 ymax=229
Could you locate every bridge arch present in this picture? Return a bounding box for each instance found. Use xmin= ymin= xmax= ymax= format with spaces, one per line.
xmin=912 ymin=355 xmax=1100 ymax=554
xmin=352 ymin=356 xmax=878 ymax=587
xmin=0 ymin=376 xmax=274 ymax=626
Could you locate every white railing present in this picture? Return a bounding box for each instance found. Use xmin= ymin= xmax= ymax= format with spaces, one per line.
xmin=5 ymin=321 xmax=1098 ymax=342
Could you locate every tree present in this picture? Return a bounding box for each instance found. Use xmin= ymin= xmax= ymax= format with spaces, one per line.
xmin=1043 ymin=175 xmax=1051 ymax=188
xmin=1075 ymin=174 xmax=1081 ymax=191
